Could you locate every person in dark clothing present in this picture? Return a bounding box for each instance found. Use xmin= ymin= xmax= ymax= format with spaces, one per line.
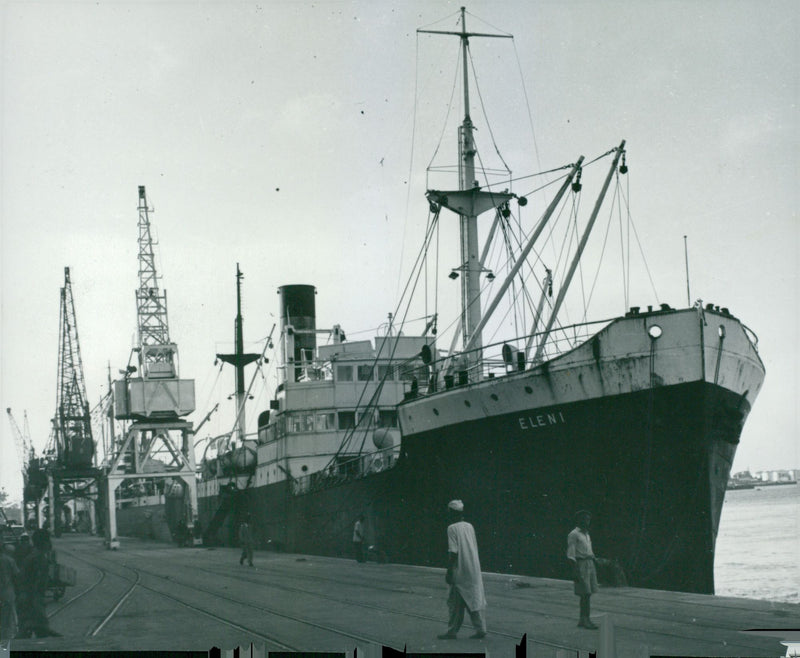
xmin=352 ymin=515 xmax=366 ymax=563
xmin=1 ymin=544 xmax=21 ymax=642
xmin=567 ymin=510 xmax=599 ymax=629
xmin=238 ymin=516 xmax=254 ymax=566
xmin=14 ymin=535 xmax=31 ymax=568
xmin=175 ymin=519 xmax=188 ymax=547
xmin=17 ymin=529 xmax=60 ymax=638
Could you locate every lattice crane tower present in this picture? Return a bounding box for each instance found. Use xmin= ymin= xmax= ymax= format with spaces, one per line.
xmin=55 ymin=267 xmax=95 ymax=467
xmin=136 ymin=185 xmax=175 ymax=379
xmin=107 ymin=186 xmax=197 ymax=549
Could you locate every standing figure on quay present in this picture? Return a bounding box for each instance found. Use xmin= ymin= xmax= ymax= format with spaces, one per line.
xmin=567 ymin=510 xmax=599 ymax=629
xmin=238 ymin=515 xmax=254 ymax=567
xmin=438 ymin=500 xmax=487 ymax=640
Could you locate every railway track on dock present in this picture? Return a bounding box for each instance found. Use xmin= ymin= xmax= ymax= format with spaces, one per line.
xmin=47 ymin=546 xmax=789 ymax=656
xmin=56 ymin=546 xmax=408 ymax=651
xmin=53 ymin=544 xmax=779 ymax=656
xmin=181 ymin=558 xmax=783 ymax=655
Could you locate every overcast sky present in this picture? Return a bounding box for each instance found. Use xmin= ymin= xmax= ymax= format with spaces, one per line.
xmin=1 ymin=1 xmax=797 ymax=508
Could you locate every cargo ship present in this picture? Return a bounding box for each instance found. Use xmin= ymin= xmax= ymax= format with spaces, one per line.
xmin=191 ymin=8 xmax=764 ymax=594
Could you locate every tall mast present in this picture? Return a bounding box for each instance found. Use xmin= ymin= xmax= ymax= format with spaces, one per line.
xmin=216 ymin=264 xmax=260 ymax=443
xmin=419 ymin=7 xmax=513 ymax=379
xmin=458 ymin=7 xmax=482 ymax=364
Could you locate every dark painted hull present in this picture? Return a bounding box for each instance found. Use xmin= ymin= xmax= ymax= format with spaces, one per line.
xmin=197 ymin=379 xmax=747 ymax=594
xmin=195 ymin=309 xmax=765 ymax=594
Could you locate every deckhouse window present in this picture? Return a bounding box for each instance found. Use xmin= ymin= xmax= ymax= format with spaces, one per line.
xmin=316 ymin=412 xmax=335 ymax=431
xmin=338 ymin=411 xmax=356 ymax=429
xmin=377 ymin=365 xmax=395 ymax=381
xmin=379 ymin=410 xmax=398 ymax=428
xmin=357 ymin=364 xmax=374 ymax=381
xmin=291 ymin=413 xmax=303 ymax=433
xmin=337 ymin=365 xmax=354 ymax=381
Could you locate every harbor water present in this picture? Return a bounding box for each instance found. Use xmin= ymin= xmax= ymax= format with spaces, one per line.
xmin=714 ymin=481 xmax=799 ymax=603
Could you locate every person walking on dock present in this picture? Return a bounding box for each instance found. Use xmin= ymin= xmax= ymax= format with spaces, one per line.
xmin=567 ymin=510 xmax=599 ymax=629
xmin=0 ymin=543 xmax=21 ymax=643
xmin=238 ymin=515 xmax=254 ymax=566
xmin=353 ymin=515 xmax=366 ymax=563
xmin=437 ymin=500 xmax=487 ymax=640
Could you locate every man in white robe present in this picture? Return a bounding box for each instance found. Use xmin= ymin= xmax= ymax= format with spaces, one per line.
xmin=437 ymin=499 xmax=487 ymax=640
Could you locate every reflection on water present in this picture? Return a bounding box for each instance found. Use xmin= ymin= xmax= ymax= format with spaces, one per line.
xmin=715 ymin=483 xmax=799 ymax=603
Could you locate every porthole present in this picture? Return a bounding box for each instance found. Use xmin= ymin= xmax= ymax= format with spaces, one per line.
xmin=464 ymin=400 xmax=471 ymax=408
xmin=490 ymin=393 xmax=499 ymax=401
xmin=648 ymin=325 xmax=663 ymax=339
xmin=433 ymin=408 xmax=439 ymax=416
xmin=524 ymin=386 xmax=533 ymax=394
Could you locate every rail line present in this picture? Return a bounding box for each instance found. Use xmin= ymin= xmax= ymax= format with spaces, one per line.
xmin=59 ymin=548 xmax=580 ymax=653
xmin=181 ymin=567 xmax=764 ymax=651
xmin=57 ymin=547 xmax=374 ymax=651
xmin=146 ymin=555 xmax=772 ymax=654
xmin=54 ymin=544 xmax=776 ymax=655
xmin=46 ymin=564 xmax=106 ymax=618
xmin=188 ymin=561 xmax=768 ymax=654
xmin=88 ymin=568 xmax=140 ymax=637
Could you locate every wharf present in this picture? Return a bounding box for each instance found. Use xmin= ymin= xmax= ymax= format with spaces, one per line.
xmin=7 ymin=535 xmax=797 ymax=657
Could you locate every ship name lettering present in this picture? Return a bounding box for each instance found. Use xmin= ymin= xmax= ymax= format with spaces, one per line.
xmin=518 ymin=410 xmax=566 ymax=431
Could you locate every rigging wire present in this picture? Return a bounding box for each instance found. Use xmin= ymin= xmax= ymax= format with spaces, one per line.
xmin=467 ymin=44 xmax=512 ymax=176
xmin=571 ymin=191 xmax=588 ymax=323
xmin=329 ymin=210 xmax=443 ymax=462
xmin=425 ymin=46 xmax=464 ymax=177
xmin=583 ymin=182 xmax=621 ymax=319
xmin=626 ymin=193 xmax=660 ymax=304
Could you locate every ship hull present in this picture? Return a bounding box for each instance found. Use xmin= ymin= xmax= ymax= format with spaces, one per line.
xmin=192 ymin=308 xmax=763 ymax=594
xmin=197 ymin=380 xmax=743 ymax=593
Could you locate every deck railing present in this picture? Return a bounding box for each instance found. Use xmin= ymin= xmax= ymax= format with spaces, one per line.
xmin=412 ymin=317 xmax=615 ymax=398
xmin=291 ymin=445 xmax=400 ymax=496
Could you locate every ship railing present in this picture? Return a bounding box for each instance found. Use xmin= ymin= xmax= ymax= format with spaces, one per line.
xmin=411 ymin=317 xmax=614 ymax=396
xmin=741 ymin=322 xmax=760 ymax=351
xmin=291 ymin=445 xmax=399 ymax=496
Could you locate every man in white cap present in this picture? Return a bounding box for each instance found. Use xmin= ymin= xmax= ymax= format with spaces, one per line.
xmin=437 ymin=499 xmax=487 ymax=640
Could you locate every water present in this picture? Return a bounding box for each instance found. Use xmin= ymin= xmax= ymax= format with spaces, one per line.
xmin=714 ymin=482 xmax=800 ymax=603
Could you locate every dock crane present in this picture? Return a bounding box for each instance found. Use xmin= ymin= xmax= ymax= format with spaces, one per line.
xmin=105 ymin=186 xmax=196 ymax=549
xmin=46 ymin=267 xmax=101 ymax=536
xmin=6 ymin=408 xmax=46 ymax=528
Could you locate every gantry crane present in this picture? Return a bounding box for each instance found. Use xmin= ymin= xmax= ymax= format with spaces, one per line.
xmin=6 ymin=408 xmax=46 ymax=528
xmin=45 ymin=267 xmax=101 ymax=536
xmin=106 ymin=186 xmax=196 ymax=549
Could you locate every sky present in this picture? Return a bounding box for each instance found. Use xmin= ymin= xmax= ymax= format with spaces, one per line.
xmin=1 ymin=0 xmax=798 ymax=506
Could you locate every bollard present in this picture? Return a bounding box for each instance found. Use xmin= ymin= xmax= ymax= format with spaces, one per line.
xmin=598 ymin=613 xmax=615 ymax=658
